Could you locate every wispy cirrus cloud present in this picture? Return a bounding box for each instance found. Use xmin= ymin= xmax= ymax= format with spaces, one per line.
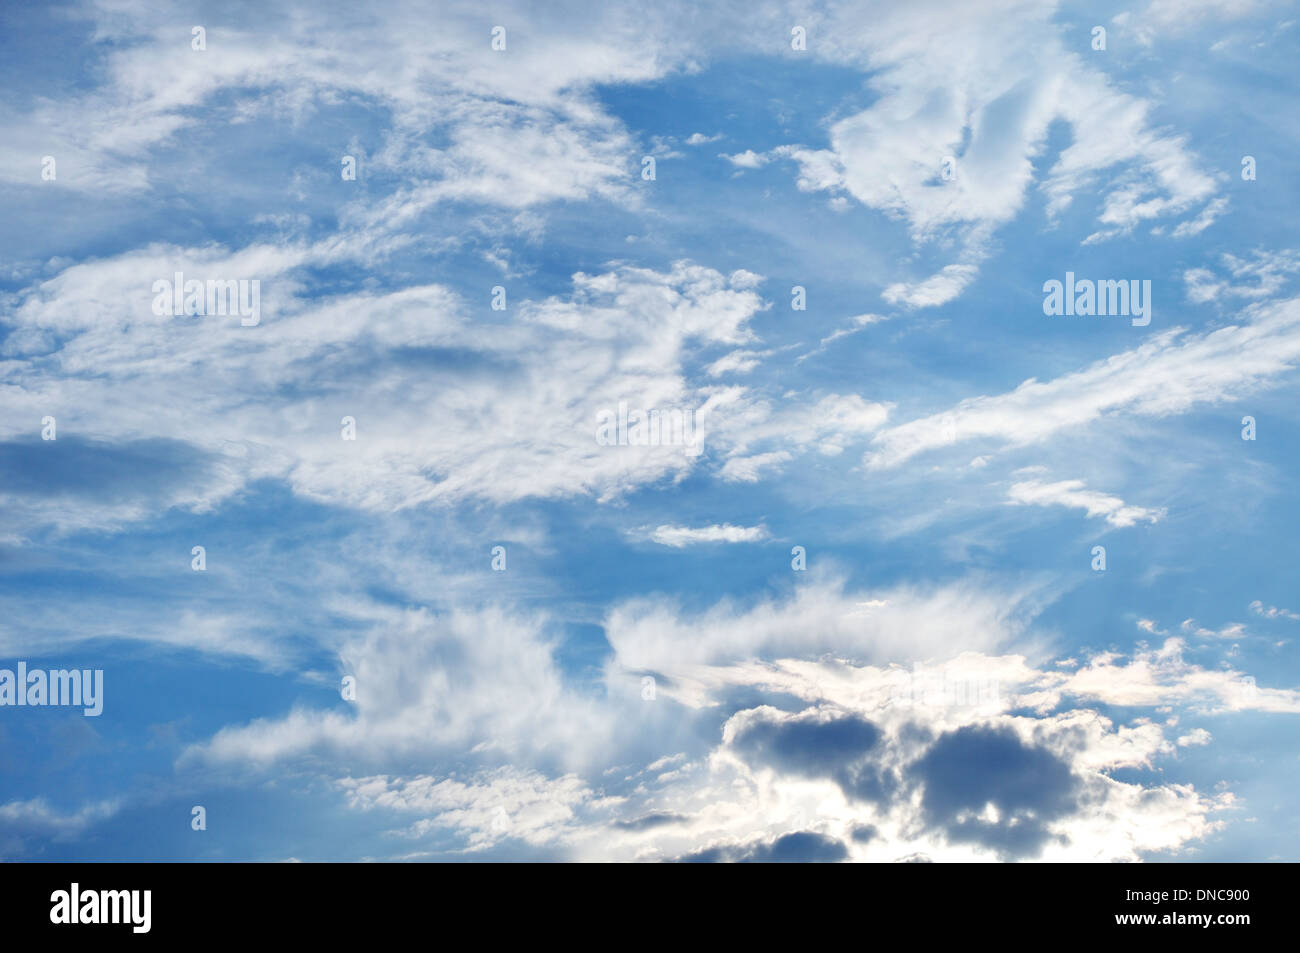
xmin=866 ymin=296 xmax=1300 ymax=469
xmin=767 ymin=0 xmax=1222 ymax=306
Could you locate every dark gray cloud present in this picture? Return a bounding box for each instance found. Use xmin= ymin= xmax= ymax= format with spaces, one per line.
xmin=676 ymin=831 xmax=848 ymax=863
xmin=911 ymin=724 xmax=1079 ymax=859
xmin=850 ymin=823 xmax=877 ymax=843
xmin=731 ymin=709 xmax=896 ymax=804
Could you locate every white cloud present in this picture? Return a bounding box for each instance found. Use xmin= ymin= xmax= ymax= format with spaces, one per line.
xmin=330 ymin=642 xmax=1264 ymax=860
xmin=8 ymin=0 xmax=1295 ymax=865
xmin=867 ymin=295 xmax=1300 ymax=469
xmin=647 ymin=524 xmax=770 ymax=547
xmin=339 ymin=768 xmax=596 ymax=849
xmin=0 ymin=798 xmax=121 ymax=840
xmin=163 ymin=568 xmax=1300 ymax=862
xmin=1125 ymin=0 xmax=1275 ymax=45
xmin=719 ymin=450 xmax=793 ymax=483
xmin=882 ymin=265 xmax=980 ymax=309
xmin=719 ymin=150 xmax=769 ymax=169
xmin=185 ymin=603 xmax=612 ymax=769
xmin=714 ymin=393 xmax=892 ymax=481
xmin=1171 ymin=197 xmax=1229 ymax=238
xmin=2 ymin=256 xmax=769 ymax=528
xmin=3 ymin=239 xmax=901 ymax=533
xmin=795 ymin=313 xmax=891 ymax=363
xmin=1183 ymin=249 xmax=1300 ymax=303
xmin=1048 ymin=637 xmax=1299 ymax=712
xmin=767 ymin=0 xmax=1219 ymax=306
xmin=1250 ymin=600 xmax=1300 ymax=621
xmin=0 ymin=603 xmax=293 ymax=669
xmin=0 ymin=0 xmax=692 ymax=208
xmin=1007 ymin=479 xmax=1164 ymax=527
xmin=603 ymin=574 xmax=1050 ymax=675
xmin=1179 ymin=619 xmax=1248 ymax=640
xmin=705 ymin=349 xmax=765 ymax=376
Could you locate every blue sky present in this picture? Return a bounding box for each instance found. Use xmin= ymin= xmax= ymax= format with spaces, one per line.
xmin=2 ymin=0 xmax=1299 ymax=862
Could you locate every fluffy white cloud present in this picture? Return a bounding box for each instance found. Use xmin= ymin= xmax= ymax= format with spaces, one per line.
xmin=320 ymin=640 xmax=1272 ymax=860
xmin=719 ymin=150 xmax=769 ymax=169
xmin=603 ymin=574 xmax=1049 ymax=675
xmin=163 ymin=566 xmax=1300 ymax=861
xmin=185 ymin=603 xmax=612 ymax=769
